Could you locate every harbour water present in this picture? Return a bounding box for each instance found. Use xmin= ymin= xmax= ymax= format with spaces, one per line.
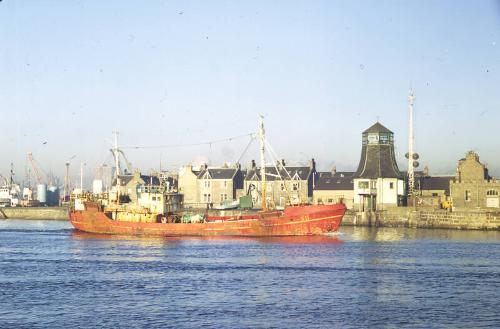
xmin=0 ymin=220 xmax=499 ymax=328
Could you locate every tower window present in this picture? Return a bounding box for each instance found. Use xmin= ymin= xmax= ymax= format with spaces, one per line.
xmin=465 ymin=190 xmax=471 ymax=202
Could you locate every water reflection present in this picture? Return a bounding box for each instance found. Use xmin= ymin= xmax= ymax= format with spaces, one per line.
xmin=1 ymin=220 xmax=499 ymax=328
xmin=342 ymin=226 xmax=500 ymax=242
xmin=70 ymin=230 xmax=342 ymax=245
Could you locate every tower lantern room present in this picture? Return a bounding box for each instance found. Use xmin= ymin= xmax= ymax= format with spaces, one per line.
xmin=362 ymin=122 xmax=394 ymax=146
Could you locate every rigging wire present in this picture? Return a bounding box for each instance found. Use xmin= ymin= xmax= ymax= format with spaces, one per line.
xmin=265 ymin=140 xmax=293 ymax=180
xmin=120 ymin=133 xmax=255 ymax=150
xmin=234 ymin=134 xmax=256 ymax=165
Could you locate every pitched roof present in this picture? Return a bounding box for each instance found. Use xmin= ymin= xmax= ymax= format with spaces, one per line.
xmin=417 ymin=176 xmax=452 ymax=195
xmin=140 ymin=175 xmax=161 ymax=186
xmin=197 ymin=168 xmax=238 ymax=180
xmin=245 ymin=166 xmax=312 ymax=181
xmin=354 ymin=144 xmax=403 ymax=179
xmin=112 ymin=174 xmax=161 ymax=186
xmin=363 ymin=122 xmax=393 ymax=134
xmin=315 ymin=172 xmax=354 ymax=191
xmin=113 ymin=175 xmax=134 ymax=186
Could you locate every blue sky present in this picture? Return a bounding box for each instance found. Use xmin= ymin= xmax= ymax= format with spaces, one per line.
xmin=1 ymin=1 xmax=499 ymax=184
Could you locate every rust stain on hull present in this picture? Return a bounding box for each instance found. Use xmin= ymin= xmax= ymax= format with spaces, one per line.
xmin=70 ymin=204 xmax=346 ymax=237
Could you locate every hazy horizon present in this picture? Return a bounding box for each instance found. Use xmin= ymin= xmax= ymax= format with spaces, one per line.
xmin=1 ymin=1 xmax=499 ymax=185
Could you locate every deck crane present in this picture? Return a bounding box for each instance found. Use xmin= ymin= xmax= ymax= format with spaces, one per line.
xmin=110 ymin=148 xmax=134 ymax=174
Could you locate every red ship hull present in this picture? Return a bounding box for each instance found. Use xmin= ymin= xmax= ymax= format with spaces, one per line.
xmin=70 ymin=203 xmax=346 ymax=237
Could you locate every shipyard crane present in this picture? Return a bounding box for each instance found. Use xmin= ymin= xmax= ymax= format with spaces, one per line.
xmin=27 ymin=152 xmax=45 ymax=184
xmin=0 ymin=174 xmax=8 ymax=186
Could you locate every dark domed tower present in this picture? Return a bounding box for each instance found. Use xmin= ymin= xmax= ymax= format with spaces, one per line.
xmin=353 ymin=122 xmax=405 ymax=211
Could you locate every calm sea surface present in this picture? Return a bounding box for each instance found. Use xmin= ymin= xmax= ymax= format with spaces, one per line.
xmin=0 ymin=219 xmax=499 ymax=329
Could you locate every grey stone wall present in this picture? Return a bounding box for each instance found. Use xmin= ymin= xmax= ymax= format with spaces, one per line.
xmin=342 ymin=208 xmax=500 ymax=230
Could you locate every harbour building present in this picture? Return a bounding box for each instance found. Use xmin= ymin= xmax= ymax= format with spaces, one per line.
xmin=450 ymin=151 xmax=500 ymax=210
xmin=353 ymin=122 xmax=406 ymax=211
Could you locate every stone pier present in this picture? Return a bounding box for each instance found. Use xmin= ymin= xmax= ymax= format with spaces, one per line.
xmin=342 ymin=208 xmax=500 ymax=230
xmin=1 ymin=207 xmax=69 ymax=220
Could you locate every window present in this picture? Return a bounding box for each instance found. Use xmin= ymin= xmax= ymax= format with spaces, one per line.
xmin=327 ymin=198 xmax=333 ymax=204
xmin=220 ymin=193 xmax=227 ymax=202
xmin=379 ymin=133 xmax=391 ymax=144
xmin=358 ymin=181 xmax=369 ymax=189
xmin=465 ymin=190 xmax=471 ymax=202
xmin=487 ymin=190 xmax=499 ymax=196
xmin=432 ymin=193 xmax=438 ymax=197
xmin=204 ymin=181 xmax=210 ymax=188
xmin=280 ymin=183 xmax=285 ymax=191
xmin=292 ymin=182 xmax=299 ymax=191
xmin=223 ymin=181 xmax=227 ymax=188
xmin=389 ymin=182 xmax=394 ymax=189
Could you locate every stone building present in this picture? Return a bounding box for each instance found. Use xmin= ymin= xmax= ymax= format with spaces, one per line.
xmin=450 ymin=151 xmax=500 ymax=210
xmin=313 ymin=169 xmax=354 ymax=209
xmin=415 ymin=171 xmax=452 ymax=208
xmin=196 ymin=164 xmax=245 ymax=207
xmin=244 ymin=159 xmax=317 ymax=209
xmin=112 ymin=171 xmax=161 ymax=203
xmin=178 ymin=165 xmax=201 ymax=206
xmin=353 ymin=122 xmax=406 ymax=211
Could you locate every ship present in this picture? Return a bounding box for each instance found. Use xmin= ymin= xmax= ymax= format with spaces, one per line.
xmin=70 ymin=117 xmax=346 ymax=236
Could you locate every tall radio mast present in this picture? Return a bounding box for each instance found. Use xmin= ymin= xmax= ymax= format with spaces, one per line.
xmin=407 ymin=91 xmax=416 ymax=197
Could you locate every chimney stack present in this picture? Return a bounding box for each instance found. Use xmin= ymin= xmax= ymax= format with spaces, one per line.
xmin=309 ymin=158 xmax=316 ymax=170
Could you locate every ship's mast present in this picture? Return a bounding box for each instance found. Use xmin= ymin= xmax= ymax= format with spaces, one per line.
xmin=259 ymin=116 xmax=267 ymax=211
xmin=64 ymin=162 xmax=70 ymax=201
xmin=113 ymin=131 xmax=121 ymax=204
xmin=408 ymin=91 xmax=416 ymax=197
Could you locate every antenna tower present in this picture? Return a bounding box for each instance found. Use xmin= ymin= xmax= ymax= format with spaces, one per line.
xmin=407 ymin=91 xmax=416 ymax=197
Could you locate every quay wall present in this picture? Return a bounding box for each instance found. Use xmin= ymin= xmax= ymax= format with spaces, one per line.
xmin=1 ymin=205 xmax=498 ymax=230
xmin=342 ymin=208 xmax=500 ymax=230
xmin=0 ymin=207 xmax=69 ymax=220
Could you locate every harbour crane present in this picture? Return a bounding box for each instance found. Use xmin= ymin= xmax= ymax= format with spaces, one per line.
xmin=0 ymin=174 xmax=8 ymax=186
xmin=27 ymin=152 xmax=45 ymax=184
